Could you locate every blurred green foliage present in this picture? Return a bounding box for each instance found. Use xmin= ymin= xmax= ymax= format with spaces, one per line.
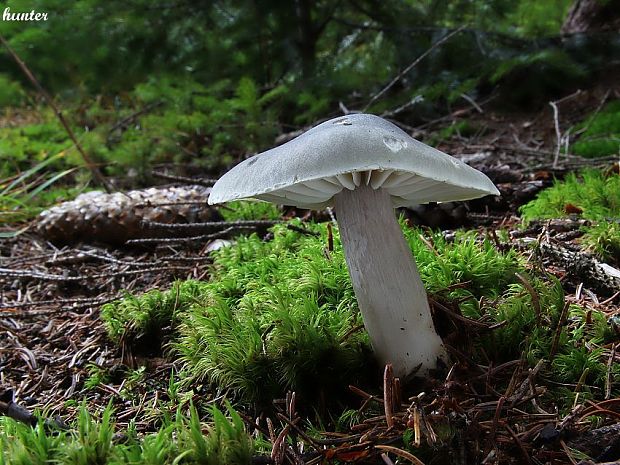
xmin=0 ymin=76 xmax=288 ymax=180
xmin=3 ymin=0 xmax=616 ymax=188
xmin=0 ymin=0 xmax=582 ymax=105
xmin=572 ymin=100 xmax=620 ymax=158
xmin=0 ymin=74 xmax=26 ymax=107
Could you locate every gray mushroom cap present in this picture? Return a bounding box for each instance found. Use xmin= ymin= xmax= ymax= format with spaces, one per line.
xmin=208 ymin=114 xmax=499 ymax=209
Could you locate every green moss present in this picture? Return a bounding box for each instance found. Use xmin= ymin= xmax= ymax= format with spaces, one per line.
xmin=520 ymin=170 xmax=620 ymax=261
xmin=478 ymin=277 xmax=565 ymax=361
xmin=572 ymin=101 xmax=620 ymax=158
xmin=102 ymin=220 xmax=521 ymax=406
xmin=101 ymin=280 xmax=208 ymax=353
xmin=581 ymin=221 xmax=620 ymax=262
xmin=173 ymin=222 xmax=371 ymax=407
xmin=521 ymin=170 xmax=620 ymax=220
xmin=0 ymin=402 xmax=253 ymax=465
xmin=101 ymin=218 xmax=620 ymax=410
xmin=218 ymin=200 xmax=281 ymax=222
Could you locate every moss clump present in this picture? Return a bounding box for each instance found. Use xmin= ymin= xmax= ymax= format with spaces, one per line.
xmin=581 ymin=221 xmax=620 ymax=262
xmin=101 ymin=280 xmax=208 ymax=354
xmin=218 ymin=200 xmax=281 ymax=222
xmin=102 ymin=218 xmax=620 ymax=407
xmin=520 ymin=169 xmax=620 ymax=261
xmin=401 ymin=227 xmax=520 ymax=298
xmin=521 ymin=170 xmax=620 ymax=220
xmin=478 ymin=277 xmax=565 ymax=361
xmin=572 ymin=100 xmax=620 ymax=158
xmin=102 ymin=220 xmax=522 ymax=406
xmin=0 ymin=402 xmax=253 ymax=465
xmin=463 ymin=274 xmax=618 ymax=403
xmin=173 ymin=222 xmax=371 ymax=407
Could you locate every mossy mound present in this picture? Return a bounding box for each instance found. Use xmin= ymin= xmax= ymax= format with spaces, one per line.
xmin=102 ymin=219 xmax=522 ymax=407
xmin=102 ymin=217 xmax=619 ymax=409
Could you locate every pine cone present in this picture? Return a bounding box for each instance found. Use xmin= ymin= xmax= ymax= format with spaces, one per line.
xmin=36 ymin=186 xmax=220 ymax=244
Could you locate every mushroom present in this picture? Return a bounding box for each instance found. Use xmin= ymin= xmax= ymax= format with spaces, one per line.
xmin=208 ymin=114 xmax=499 ymax=378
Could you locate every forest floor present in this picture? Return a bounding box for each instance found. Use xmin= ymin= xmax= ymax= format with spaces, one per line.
xmin=1 ymin=82 xmax=620 ymax=464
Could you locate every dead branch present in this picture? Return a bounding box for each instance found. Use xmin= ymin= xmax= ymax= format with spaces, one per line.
xmin=0 ymin=265 xmax=191 ymax=282
xmin=151 ymin=171 xmax=219 ymax=187
xmin=0 ymin=389 xmax=67 ymax=430
xmin=539 ymin=240 xmax=620 ymax=295
xmin=363 ymin=26 xmax=465 ymax=112
xmin=124 ymin=226 xmax=254 ymax=244
xmin=143 ymin=219 xmax=279 ymax=230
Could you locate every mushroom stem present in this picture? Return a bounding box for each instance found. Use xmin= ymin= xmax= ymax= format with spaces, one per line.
xmin=334 ymin=184 xmax=447 ymax=377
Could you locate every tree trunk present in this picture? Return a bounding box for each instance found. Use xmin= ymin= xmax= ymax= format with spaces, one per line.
xmin=295 ymin=0 xmax=318 ymax=79
xmin=561 ymin=0 xmax=620 ymax=34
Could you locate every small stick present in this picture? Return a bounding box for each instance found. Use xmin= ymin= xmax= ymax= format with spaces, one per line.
xmin=490 ymin=396 xmax=506 ymax=442
xmin=515 ymin=273 xmax=541 ymax=326
xmin=0 ymin=265 xmax=189 ymax=282
xmin=559 ymin=439 xmax=579 ymax=465
xmin=374 ymin=445 xmax=426 ymax=465
xmin=460 ymin=93 xmax=483 ymax=113
xmin=151 ymin=171 xmax=218 ymax=187
xmin=286 ymin=224 xmax=320 ymax=237
xmin=549 ymin=301 xmax=571 ymax=362
xmin=383 ymin=364 xmax=395 ymax=429
xmin=125 ymin=226 xmax=254 ymax=244
xmin=413 ymin=405 xmax=421 ymax=447
xmin=605 ymin=344 xmax=617 ymax=400
xmin=600 ymin=290 xmax=620 ymax=305
xmin=108 ymin=100 xmax=163 ymax=135
xmin=573 ymin=367 xmax=590 ymax=408
xmin=549 ymin=88 xmax=584 ymax=169
xmin=549 ymin=101 xmax=561 ymax=168
xmin=504 ymin=424 xmax=532 ymax=465
xmin=349 ymin=384 xmax=383 ymax=403
xmin=144 ymin=219 xmax=279 ymax=230
xmin=326 ymin=223 xmax=334 ymax=251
